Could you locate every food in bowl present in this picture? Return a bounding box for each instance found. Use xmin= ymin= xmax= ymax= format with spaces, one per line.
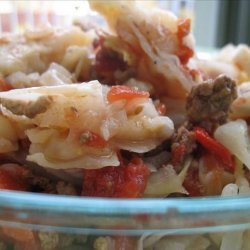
xmin=0 ymin=0 xmax=249 ymax=198
xmin=1 ymin=1 xmax=250 ymax=249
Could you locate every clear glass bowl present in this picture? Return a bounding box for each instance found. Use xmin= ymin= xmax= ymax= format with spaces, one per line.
xmin=1 ymin=190 xmax=250 ymax=249
xmin=0 ymin=1 xmax=246 ymax=249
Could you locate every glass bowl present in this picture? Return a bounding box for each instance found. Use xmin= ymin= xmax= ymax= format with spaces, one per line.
xmin=1 ymin=191 xmax=250 ymax=249
xmin=0 ymin=1 xmax=247 ymax=249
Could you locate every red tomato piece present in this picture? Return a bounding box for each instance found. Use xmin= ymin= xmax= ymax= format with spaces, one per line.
xmin=0 ymin=79 xmax=12 ymax=92
xmin=2 ymin=227 xmax=34 ymax=243
xmin=177 ymin=46 xmax=194 ymax=65
xmin=107 ymin=85 xmax=150 ymax=103
xmin=176 ymin=18 xmax=194 ymax=65
xmin=80 ymin=131 xmax=107 ymax=148
xmin=171 ymin=143 xmax=186 ymax=166
xmin=0 ymin=167 xmax=28 ymax=191
xmin=177 ymin=18 xmax=191 ymax=38
xmin=183 ymin=66 xmax=202 ymax=80
xmin=183 ymin=165 xmax=204 ymax=197
xmin=82 ymin=156 xmax=150 ymax=198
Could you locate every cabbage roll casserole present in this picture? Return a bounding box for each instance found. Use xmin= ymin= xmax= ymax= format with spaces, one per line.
xmin=0 ymin=0 xmax=250 ymax=200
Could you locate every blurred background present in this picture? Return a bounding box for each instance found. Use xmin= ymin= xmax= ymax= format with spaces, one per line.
xmin=0 ymin=0 xmax=249 ymax=48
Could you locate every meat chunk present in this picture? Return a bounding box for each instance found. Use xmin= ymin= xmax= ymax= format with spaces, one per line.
xmin=171 ymin=75 xmax=237 ymax=169
xmin=186 ymin=75 xmax=237 ymax=130
xmin=92 ymin=38 xmax=135 ymax=85
xmin=171 ymin=124 xmax=196 ymax=171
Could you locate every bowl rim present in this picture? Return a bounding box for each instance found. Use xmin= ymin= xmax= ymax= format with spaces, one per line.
xmin=1 ymin=191 xmax=250 ymax=233
xmin=0 ymin=190 xmax=249 ymax=214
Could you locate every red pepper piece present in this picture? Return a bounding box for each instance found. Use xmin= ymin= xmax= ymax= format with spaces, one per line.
xmin=107 ymin=85 xmax=150 ymax=103
xmin=194 ymin=127 xmax=235 ymax=172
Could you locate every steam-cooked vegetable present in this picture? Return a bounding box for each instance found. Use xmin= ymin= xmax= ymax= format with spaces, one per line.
xmin=0 ymin=81 xmax=174 ymax=169
xmin=144 ymin=158 xmax=191 ymax=197
xmin=195 ymin=127 xmax=235 ymax=172
xmin=214 ymin=119 xmax=250 ymax=170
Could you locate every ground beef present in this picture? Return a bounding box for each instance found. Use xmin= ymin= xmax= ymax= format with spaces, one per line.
xmin=25 ymin=172 xmax=58 ymax=194
xmin=171 ymin=124 xmax=197 ymax=171
xmin=26 ymin=172 xmax=79 ymax=195
xmin=170 ymin=75 xmax=237 ymax=169
xmin=186 ymin=75 xmax=237 ymax=132
xmin=91 ymin=37 xmax=135 ymax=85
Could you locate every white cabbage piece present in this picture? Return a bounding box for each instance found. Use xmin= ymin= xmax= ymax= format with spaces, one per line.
xmin=0 ymin=26 xmax=93 ymax=77
xmin=221 ymin=183 xmax=239 ymax=196
xmin=242 ymin=230 xmax=250 ymax=250
xmin=231 ymin=81 xmax=250 ymax=119
xmin=39 ymin=63 xmax=73 ymax=85
xmin=6 ymin=72 xmax=40 ymax=89
xmin=0 ymin=114 xmax=18 ymax=153
xmin=208 ymin=161 xmax=250 ymax=250
xmin=26 ymin=151 xmax=119 ymax=170
xmin=215 ymin=44 xmax=250 ymax=77
xmin=194 ymin=59 xmax=240 ymax=82
xmin=0 ymin=81 xmax=174 ymax=169
xmin=144 ymin=158 xmax=190 ymax=197
xmin=61 ymin=46 xmax=93 ymax=80
xmin=7 ymin=63 xmax=73 ymax=88
xmin=220 ymin=231 xmax=244 ymax=250
xmin=214 ymin=119 xmax=250 ymax=170
xmin=195 ymin=44 xmax=250 ymax=83
xmin=89 ymin=0 xmax=198 ymax=99
xmin=93 ymin=236 xmax=114 ymax=250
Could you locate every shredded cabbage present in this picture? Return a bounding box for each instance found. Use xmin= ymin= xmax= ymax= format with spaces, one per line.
xmin=214 ymin=119 xmax=250 ymax=170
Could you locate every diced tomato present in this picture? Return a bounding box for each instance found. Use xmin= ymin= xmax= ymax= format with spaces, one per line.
xmin=177 ymin=46 xmax=194 ymax=65
xmin=0 ymin=167 xmax=28 ymax=191
xmin=182 ymin=65 xmax=208 ymax=80
xmin=0 ymin=79 xmax=12 ymax=92
xmin=80 ymin=131 xmax=107 ymax=148
xmin=177 ymin=18 xmax=191 ymax=38
xmin=176 ymin=18 xmax=194 ymax=65
xmin=107 ymin=85 xmax=150 ymax=103
xmin=183 ymin=165 xmax=204 ymax=197
xmin=2 ymin=227 xmax=34 ymax=242
xmin=94 ymin=45 xmax=127 ymax=74
xmin=188 ymin=68 xmax=200 ymax=79
xmin=114 ymin=157 xmax=150 ymax=198
xmin=82 ymin=156 xmax=150 ymax=198
xmin=171 ymin=143 xmax=186 ymax=166
xmin=194 ymin=127 xmax=235 ymax=172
